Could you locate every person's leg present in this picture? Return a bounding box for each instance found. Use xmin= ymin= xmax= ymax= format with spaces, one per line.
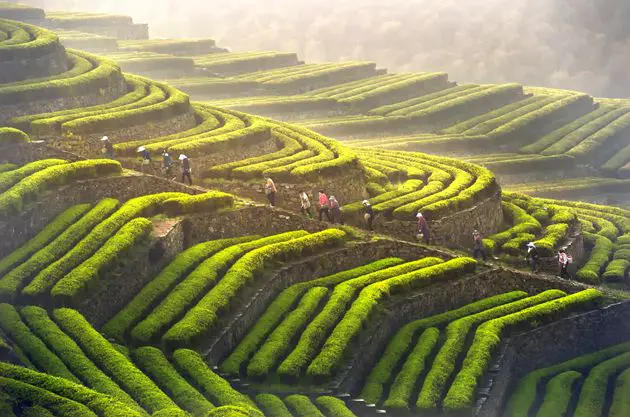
xmin=301 ymin=207 xmax=306 ymax=216
xmin=472 ymin=248 xmax=479 ymax=259
xmin=481 ymin=250 xmax=487 ymax=261
xmin=187 ymin=172 xmax=193 ymax=185
xmin=326 ymin=208 xmax=333 ymax=222
xmin=307 ymin=207 xmax=312 ymax=218
xmin=368 ymin=216 xmax=373 ymax=231
xmin=319 ymin=208 xmax=324 ymax=221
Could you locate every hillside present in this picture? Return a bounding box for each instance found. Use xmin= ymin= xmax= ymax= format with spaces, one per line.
xmin=1 ymin=3 xmax=630 ymax=417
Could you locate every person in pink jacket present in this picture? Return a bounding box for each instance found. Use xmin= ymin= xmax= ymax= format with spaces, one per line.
xmin=318 ymin=190 xmax=332 ymax=222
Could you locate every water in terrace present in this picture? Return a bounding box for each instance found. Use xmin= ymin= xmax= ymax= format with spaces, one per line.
xmin=36 ymin=0 xmax=630 ymax=98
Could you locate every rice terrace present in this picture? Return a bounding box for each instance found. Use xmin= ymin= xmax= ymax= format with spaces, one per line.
xmin=0 ymin=1 xmax=629 ymax=416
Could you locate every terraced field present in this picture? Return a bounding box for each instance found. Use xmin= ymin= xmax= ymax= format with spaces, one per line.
xmin=1 ymin=4 xmax=630 ymax=417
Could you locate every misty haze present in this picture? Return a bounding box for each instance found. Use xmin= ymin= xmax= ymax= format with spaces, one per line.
xmin=36 ymin=0 xmax=630 ymax=98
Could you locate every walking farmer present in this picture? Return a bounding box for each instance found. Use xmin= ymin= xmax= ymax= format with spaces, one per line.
xmin=137 ymin=146 xmax=151 ymax=172
xmin=472 ymin=230 xmax=487 ymax=261
xmin=526 ymin=242 xmax=540 ymax=273
xmin=162 ymin=150 xmax=175 ymax=180
xmin=101 ymin=136 xmax=114 ymax=158
xmin=416 ymin=212 xmax=430 ymax=244
xmin=299 ymin=190 xmax=312 ymax=218
xmin=362 ymin=200 xmax=374 ymax=231
xmin=329 ymin=195 xmax=342 ymax=224
xmin=179 ymin=154 xmax=192 ymax=185
xmin=318 ymin=191 xmax=332 ymax=222
xmin=264 ymin=177 xmax=277 ymax=207
xmin=558 ymin=248 xmax=573 ymax=279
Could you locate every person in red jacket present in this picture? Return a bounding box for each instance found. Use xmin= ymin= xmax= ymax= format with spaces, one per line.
xmin=318 ymin=191 xmax=332 ymax=222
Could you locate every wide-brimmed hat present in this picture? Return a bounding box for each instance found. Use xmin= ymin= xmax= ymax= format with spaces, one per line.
xmin=101 ymin=136 xmax=109 ymax=141
xmin=136 ymin=146 xmax=146 ymax=152
xmin=527 ymin=242 xmax=536 ymax=248
xmin=362 ymin=200 xmax=370 ymax=205
xmin=178 ymin=154 xmax=187 ymax=160
xmin=416 ymin=212 xmax=423 ymax=218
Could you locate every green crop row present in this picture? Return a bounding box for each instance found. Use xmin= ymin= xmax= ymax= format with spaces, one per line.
xmin=262 ymin=119 xmax=359 ymax=180
xmin=5 ymin=50 xmax=94 ymax=90
xmin=163 ymin=229 xmax=346 ymax=348
xmin=383 ymin=327 xmax=440 ymax=409
xmin=132 ymin=347 xmax=214 ymax=417
xmin=162 ymin=191 xmax=233 ymax=216
xmin=0 ymin=376 xmax=96 ymax=417
xmin=358 ymin=150 xmax=498 ymax=220
xmin=0 ymin=127 xmax=29 ymax=145
xmin=316 ymin=396 xmax=357 ymax=417
xmin=194 ymin=51 xmax=298 ymax=74
xmin=610 ymin=367 xmax=630 ymax=417
xmin=339 ymin=73 xmax=449 ymax=105
xmin=442 ymin=96 xmax=545 ymax=134
xmin=487 ymin=202 xmax=542 ymax=247
xmin=0 ymin=3 xmax=45 ymax=20
xmin=115 ymin=103 xmax=232 ymax=156
xmin=574 ymin=352 xmax=630 ymax=417
xmin=525 ymin=106 xmax=625 ymax=154
xmin=484 ymin=93 xmax=592 ymax=141
xmin=576 ymin=232 xmax=613 ymax=283
xmin=0 ymin=199 xmax=119 ymax=302
xmin=0 ymin=20 xmax=30 ymax=46
xmin=220 ymin=258 xmax=404 ymax=375
xmin=130 ymin=232 xmax=301 ymax=345
xmin=405 ymin=83 xmax=523 ymax=119
xmin=54 ymin=308 xmax=178 ymax=414
xmin=505 ymin=341 xmax=630 ymax=417
xmin=0 ymin=203 xmax=90 ymax=286
xmin=344 ymin=179 xmax=424 ymax=215
xmin=0 ymin=159 xmax=67 ymax=193
xmin=11 ymin=73 xmax=149 ymax=134
xmin=46 ymin=11 xmax=133 ymax=26
xmin=118 ymin=38 xmax=218 ymax=54
xmin=21 ymin=193 xmax=185 ymax=300
xmin=103 ymin=237 xmax=252 ymax=341
xmin=226 ymin=129 xmax=316 ymax=180
xmin=579 ymin=213 xmax=619 ymax=240
xmin=375 ymin=85 xmax=486 ymax=117
xmin=533 ymin=223 xmax=569 ymax=256
xmin=236 ymin=63 xmax=340 ymax=82
xmin=444 ymin=289 xmax=602 ymax=410
xmin=360 ymin=291 xmax=527 ymax=404
xmin=308 ymin=73 xmax=409 ymax=98
xmin=279 ymin=258 xmax=442 ymax=380
xmin=62 ymin=79 xmax=191 ymax=136
xmin=389 ymin=85 xmax=492 ymax=117
xmin=535 ymin=371 xmax=582 ymax=417
xmin=0 ymin=18 xmax=60 ymax=61
xmin=0 ymin=48 xmax=122 ymax=105
xmin=51 ymin=217 xmax=153 ymax=301
xmin=256 ymin=394 xmax=293 ymax=417
xmin=309 ymin=258 xmax=477 ymax=380
xmin=285 ymin=395 xmax=325 ymax=417
xmin=463 ymin=96 xmax=559 ymax=135
xmin=566 ymin=112 xmax=630 ymax=162
xmin=0 ymin=159 xmax=121 ymax=219
xmin=417 ymin=290 xmax=565 ymax=410
xmin=207 ymin=128 xmax=305 ymax=179
xmin=173 ymin=349 xmax=256 ymax=409
xmin=0 ymin=164 xmax=16 ymax=173
xmin=20 ymin=306 xmax=142 ymax=413
xmin=246 ymin=286 xmax=328 ymax=378
xmin=602 ymin=143 xmax=630 ymax=172
xmin=0 ymin=304 xmax=78 ymax=382
xmin=0 ymin=362 xmax=146 ymax=417
xmin=603 ymin=259 xmax=630 ymax=280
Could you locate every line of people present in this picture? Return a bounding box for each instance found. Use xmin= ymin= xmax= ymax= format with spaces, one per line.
xmin=100 ymin=136 xmax=194 ymax=185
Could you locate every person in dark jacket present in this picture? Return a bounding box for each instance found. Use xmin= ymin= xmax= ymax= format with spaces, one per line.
xmin=179 ymin=154 xmax=192 ymax=185
xmin=472 ymin=230 xmax=487 ymax=261
xmin=162 ymin=150 xmax=175 ymax=180
xmin=526 ymin=242 xmax=540 ymax=273
xmin=101 ymin=136 xmax=114 ymax=158
xmin=362 ymin=200 xmax=374 ymax=231
xmin=416 ymin=212 xmax=430 ymax=244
